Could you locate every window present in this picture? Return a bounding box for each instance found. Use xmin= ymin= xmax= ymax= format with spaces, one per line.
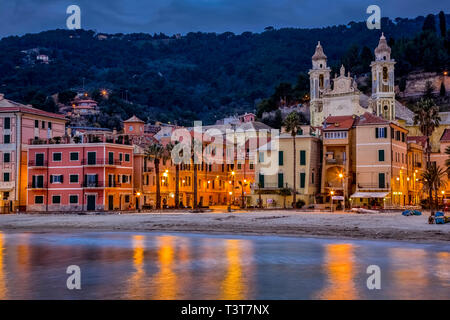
xmin=258 ymin=173 xmax=264 ymax=188
xmin=69 ymin=195 xmax=78 ymax=204
xmin=125 ymin=195 xmax=130 ymax=203
xmin=42 ymin=121 xmax=45 ymax=129
xmin=87 ymin=152 xmax=96 ymax=165
xmin=32 ymin=175 xmax=44 ymax=188
xmin=311 ymin=172 xmax=315 ymax=185
xmin=378 ymin=150 xmax=385 ymax=162
xmin=50 ymin=175 xmax=63 ymax=183
xmin=324 ymin=131 xmax=347 ymax=139
xmin=378 ymin=173 xmax=385 ymax=189
xmin=4 ymin=117 xmax=10 ymax=130
xmin=259 ymin=152 xmax=264 ymax=163
xmin=48 ymin=122 xmax=52 ymax=130
xmin=35 ymin=120 xmax=39 ymax=128
xmin=4 ymin=135 xmax=10 ymax=144
xmin=35 ymin=153 xmax=44 ymax=166
xmin=300 ymin=150 xmax=306 ymax=165
xmin=375 ymin=127 xmax=387 ymax=138
xmin=70 ymin=175 xmax=79 ymax=183
xmin=3 ymin=152 xmax=10 ymax=163
xmin=125 ymin=153 xmax=130 ymax=162
xmin=278 ymin=173 xmax=284 ymax=188
xmin=391 ymin=127 xmax=394 ymax=138
xmin=395 ymin=131 xmax=400 ymax=141
xmin=109 ymin=152 xmax=114 ymax=165
xmin=3 ymin=192 xmax=9 ymax=200
xmin=3 ymin=172 xmax=10 ymax=182
xmin=237 ymin=163 xmax=242 ymax=170
xmin=278 ymin=151 xmax=284 ymax=166
xmin=35 ymin=196 xmax=44 ymax=204
xmin=119 ymin=153 xmax=123 ymax=162
xmin=249 ymin=163 xmax=254 ymax=170
xmin=70 ymin=152 xmax=79 ymax=161
xmin=53 ymin=152 xmax=62 ymax=161
xmin=401 ymin=132 xmax=405 ymax=142
xmin=300 ymin=173 xmax=306 ymax=188
xmin=52 ymin=195 xmax=61 ymax=204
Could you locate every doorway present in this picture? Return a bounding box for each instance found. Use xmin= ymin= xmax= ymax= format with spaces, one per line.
xmin=87 ymin=195 xmax=96 ymax=211
xmin=108 ymin=195 xmax=114 ymax=211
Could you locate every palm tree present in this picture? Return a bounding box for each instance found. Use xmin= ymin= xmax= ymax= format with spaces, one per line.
xmin=432 ymin=166 xmax=447 ymax=210
xmin=413 ymin=98 xmax=441 ymax=166
xmin=283 ymin=112 xmax=302 ymax=207
xmin=279 ymin=187 xmax=292 ymax=209
xmin=422 ymin=165 xmax=447 ymax=210
xmin=165 ymin=143 xmax=180 ymax=208
xmin=145 ymin=143 xmax=165 ymax=209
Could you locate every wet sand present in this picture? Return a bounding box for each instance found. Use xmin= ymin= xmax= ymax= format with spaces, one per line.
xmin=0 ymin=210 xmax=448 ymax=243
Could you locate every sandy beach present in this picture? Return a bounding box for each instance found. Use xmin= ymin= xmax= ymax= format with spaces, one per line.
xmin=0 ymin=210 xmax=449 ymax=243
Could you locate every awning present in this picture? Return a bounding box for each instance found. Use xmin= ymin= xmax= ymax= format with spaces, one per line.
xmin=332 ymin=195 xmax=344 ymax=200
xmin=350 ymin=192 xmax=389 ymax=198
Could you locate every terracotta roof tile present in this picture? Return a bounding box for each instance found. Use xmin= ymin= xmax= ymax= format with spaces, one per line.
xmin=323 ymin=115 xmax=355 ymax=131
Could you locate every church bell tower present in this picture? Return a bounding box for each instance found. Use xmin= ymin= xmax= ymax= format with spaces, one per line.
xmin=309 ymin=41 xmax=331 ymax=127
xmin=371 ymin=33 xmax=396 ymax=121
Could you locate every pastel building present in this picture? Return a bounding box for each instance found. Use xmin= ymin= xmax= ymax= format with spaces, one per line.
xmin=253 ymin=132 xmax=321 ymax=207
xmin=0 ymin=94 xmax=66 ymax=212
xmin=27 ymin=141 xmax=134 ymax=211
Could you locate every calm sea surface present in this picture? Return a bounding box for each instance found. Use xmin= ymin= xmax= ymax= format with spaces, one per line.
xmin=0 ymin=231 xmax=448 ymax=299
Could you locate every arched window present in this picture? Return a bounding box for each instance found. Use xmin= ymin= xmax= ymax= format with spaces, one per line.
xmin=319 ymin=74 xmax=324 ymax=89
xmin=383 ymin=67 xmax=388 ymax=81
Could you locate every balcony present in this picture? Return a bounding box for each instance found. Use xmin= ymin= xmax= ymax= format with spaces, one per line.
xmin=83 ymin=181 xmax=104 ymax=188
xmin=0 ymin=181 xmax=14 ymax=190
xmin=325 ymin=158 xmax=345 ymax=165
xmin=81 ymin=158 xmax=105 ymax=166
xmin=28 ymin=160 xmax=48 ymax=167
xmin=357 ymin=183 xmax=389 ymax=190
xmin=28 ymin=183 xmax=48 ymax=189
xmin=106 ymin=182 xmax=122 ymax=188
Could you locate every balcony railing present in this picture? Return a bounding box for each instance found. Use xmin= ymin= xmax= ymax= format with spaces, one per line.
xmin=28 ymin=183 xmax=48 ymax=189
xmin=106 ymin=182 xmax=122 ymax=188
xmin=357 ymin=183 xmax=389 ymax=189
xmin=325 ymin=158 xmax=345 ymax=165
xmin=28 ymin=160 xmax=48 ymax=167
xmin=81 ymin=158 xmax=105 ymax=165
xmin=83 ymin=181 xmax=104 ymax=188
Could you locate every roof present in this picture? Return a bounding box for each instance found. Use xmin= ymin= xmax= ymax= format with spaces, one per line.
xmin=407 ymin=135 xmax=427 ymax=146
xmin=440 ymin=129 xmax=450 ymax=142
xmin=124 ymin=115 xmax=145 ymax=123
xmin=323 ymin=115 xmax=355 ymax=131
xmin=355 ymin=112 xmax=389 ymax=126
xmin=312 ymin=41 xmax=327 ymax=61
xmin=0 ymin=94 xmax=67 ymax=120
xmin=395 ymin=100 xmax=414 ymax=124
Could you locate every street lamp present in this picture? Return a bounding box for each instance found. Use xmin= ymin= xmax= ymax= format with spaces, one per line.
xmin=330 ymin=190 xmax=334 ymax=212
xmin=337 ymin=172 xmax=345 ymax=211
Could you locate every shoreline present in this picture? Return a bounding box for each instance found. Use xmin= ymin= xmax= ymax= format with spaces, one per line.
xmin=0 ymin=210 xmax=449 ymax=244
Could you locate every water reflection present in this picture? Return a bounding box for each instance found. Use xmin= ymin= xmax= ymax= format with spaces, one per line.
xmin=152 ymin=235 xmax=178 ymax=299
xmin=0 ymin=232 xmax=448 ymax=299
xmin=316 ymin=243 xmax=359 ymax=300
xmin=220 ymin=239 xmax=250 ymax=300
xmin=0 ymin=232 xmax=8 ymax=299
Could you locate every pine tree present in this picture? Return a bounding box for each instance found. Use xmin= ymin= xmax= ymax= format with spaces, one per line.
xmin=439 ymin=11 xmax=447 ymax=38
xmin=440 ymin=82 xmax=447 ymax=97
xmin=422 ymin=14 xmax=437 ymax=33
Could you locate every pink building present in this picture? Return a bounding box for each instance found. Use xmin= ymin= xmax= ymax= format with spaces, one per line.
xmin=27 ymin=141 xmax=134 ymax=212
xmin=0 ymin=94 xmax=67 ymax=212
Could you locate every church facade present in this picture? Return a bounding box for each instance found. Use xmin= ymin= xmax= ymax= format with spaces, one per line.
xmin=309 ymin=33 xmax=409 ymax=127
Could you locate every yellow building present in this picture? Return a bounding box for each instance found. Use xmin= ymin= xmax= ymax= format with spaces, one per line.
xmin=321 ymin=115 xmax=356 ymax=209
xmin=251 ymin=132 xmax=321 ymax=208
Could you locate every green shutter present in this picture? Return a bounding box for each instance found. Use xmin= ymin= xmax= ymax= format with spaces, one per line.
xmin=278 ymin=151 xmax=284 ymax=166
xmin=378 ymin=150 xmax=385 ymax=161
xmin=378 ymin=173 xmax=385 ymax=189
xmin=300 ymin=150 xmax=306 ymax=165
xmin=278 ymin=173 xmax=284 ymax=188
xmin=259 ymin=174 xmax=264 ymax=188
xmin=300 ymin=173 xmax=306 ymax=188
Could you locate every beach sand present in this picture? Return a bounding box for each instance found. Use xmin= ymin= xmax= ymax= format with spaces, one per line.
xmin=0 ymin=210 xmax=449 ymax=243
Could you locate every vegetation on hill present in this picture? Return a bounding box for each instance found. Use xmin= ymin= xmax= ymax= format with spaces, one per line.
xmin=0 ymin=13 xmax=448 ymax=127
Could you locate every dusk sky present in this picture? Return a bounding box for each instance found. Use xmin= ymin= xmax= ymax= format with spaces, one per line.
xmin=0 ymin=0 xmax=448 ymax=38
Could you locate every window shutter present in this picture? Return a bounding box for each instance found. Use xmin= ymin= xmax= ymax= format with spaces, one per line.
xmin=300 ymin=150 xmax=306 ymax=165
xmin=375 ymin=128 xmax=379 ymax=138
xmin=300 ymin=173 xmax=306 ymax=188
xmin=60 ymin=175 xmax=64 ymax=183
xmin=50 ymin=175 xmax=53 ymax=183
